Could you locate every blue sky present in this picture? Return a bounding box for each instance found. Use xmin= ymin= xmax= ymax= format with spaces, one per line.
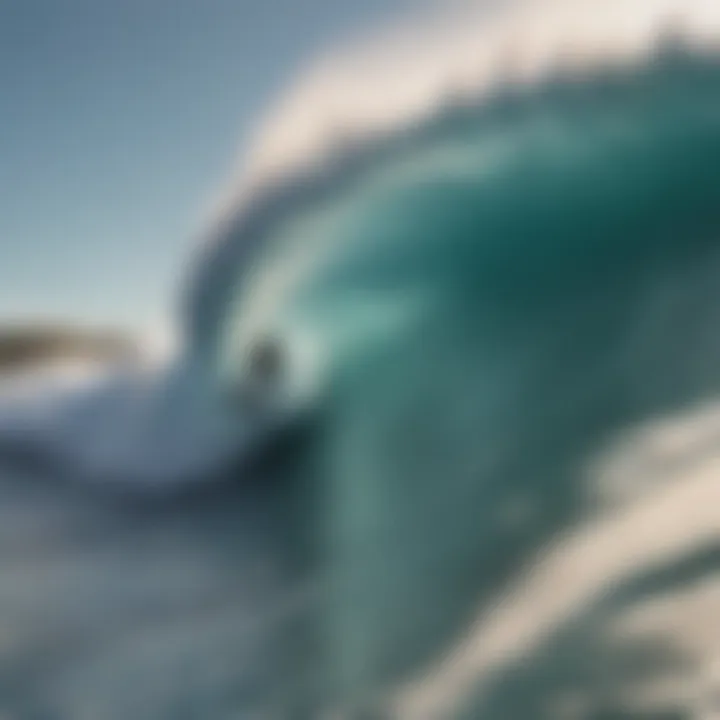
xmin=0 ymin=0 xmax=416 ymax=337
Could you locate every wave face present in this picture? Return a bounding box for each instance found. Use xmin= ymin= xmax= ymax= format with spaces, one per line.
xmin=194 ymin=13 xmax=720 ymax=715
xmin=2 ymin=0 xmax=720 ymax=717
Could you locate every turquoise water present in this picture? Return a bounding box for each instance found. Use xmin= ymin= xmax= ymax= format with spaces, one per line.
xmin=179 ymin=48 xmax=720 ymax=714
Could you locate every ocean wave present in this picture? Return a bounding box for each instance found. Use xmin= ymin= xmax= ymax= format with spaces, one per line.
xmin=184 ymin=0 xmax=720 ymax=366
xmin=1 ymin=1 xmax=720 ymax=716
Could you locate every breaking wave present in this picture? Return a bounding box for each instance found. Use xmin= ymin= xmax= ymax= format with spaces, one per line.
xmin=1 ymin=0 xmax=720 ymax=716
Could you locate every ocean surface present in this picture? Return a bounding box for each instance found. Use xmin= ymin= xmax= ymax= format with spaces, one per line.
xmin=1 ymin=0 xmax=720 ymax=716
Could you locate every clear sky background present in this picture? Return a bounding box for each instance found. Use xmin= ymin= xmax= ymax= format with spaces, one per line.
xmin=0 ymin=0 xmax=419 ymax=339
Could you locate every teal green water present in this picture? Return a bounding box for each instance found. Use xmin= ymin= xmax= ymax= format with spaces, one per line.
xmin=196 ymin=49 xmax=720 ymax=714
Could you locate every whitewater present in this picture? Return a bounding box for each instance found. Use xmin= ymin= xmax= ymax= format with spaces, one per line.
xmin=0 ymin=0 xmax=719 ymax=717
